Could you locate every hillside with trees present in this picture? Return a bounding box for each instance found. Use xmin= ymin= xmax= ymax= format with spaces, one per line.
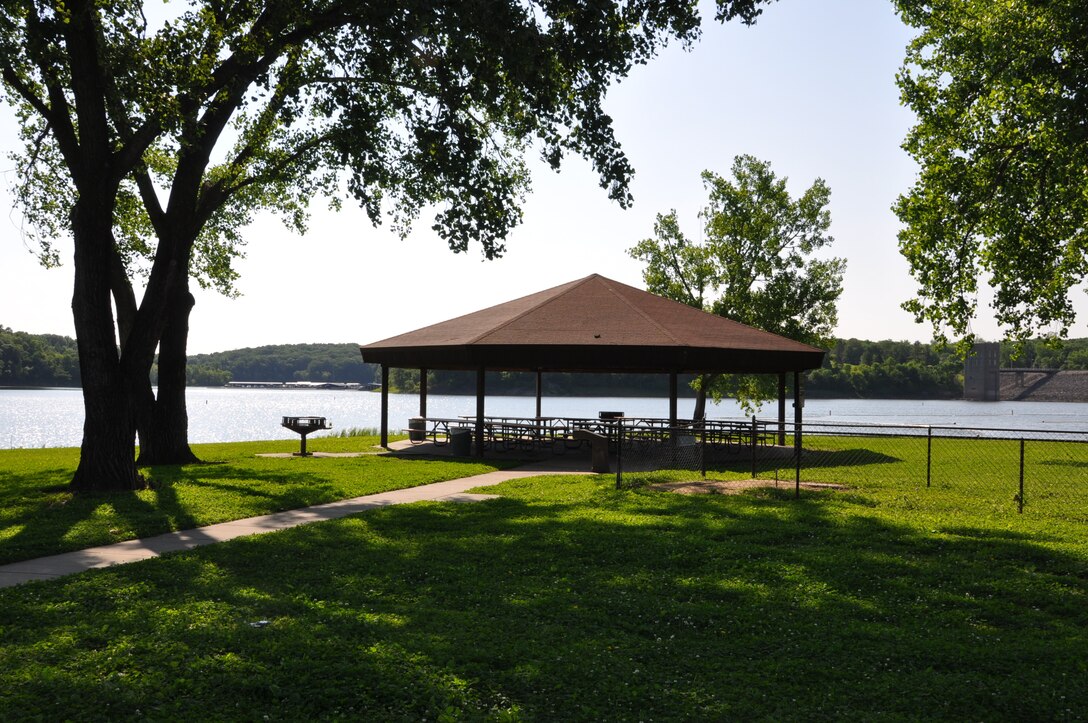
xmin=0 ymin=326 xmax=80 ymax=386
xmin=0 ymin=333 xmax=378 ymax=389
xmin=386 ymin=369 xmax=694 ymax=398
xmin=998 ymin=339 xmax=1088 ymax=370
xmin=181 ymin=344 xmax=379 ymax=387
xmin=9 ymin=325 xmax=1088 ymax=400
xmin=806 ymin=338 xmax=963 ymax=399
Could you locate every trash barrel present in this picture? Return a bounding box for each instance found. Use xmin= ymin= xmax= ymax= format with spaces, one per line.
xmin=408 ymin=417 xmax=426 ymax=443
xmin=450 ymin=427 xmax=472 ymax=456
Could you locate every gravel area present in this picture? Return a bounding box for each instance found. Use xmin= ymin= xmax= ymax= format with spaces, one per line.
xmin=646 ymin=479 xmax=849 ymax=495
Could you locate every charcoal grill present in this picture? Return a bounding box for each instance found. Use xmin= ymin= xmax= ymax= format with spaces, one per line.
xmin=281 ymin=416 xmax=332 ymax=456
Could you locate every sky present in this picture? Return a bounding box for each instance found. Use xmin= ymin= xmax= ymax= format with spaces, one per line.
xmin=0 ymin=0 xmax=1063 ymax=355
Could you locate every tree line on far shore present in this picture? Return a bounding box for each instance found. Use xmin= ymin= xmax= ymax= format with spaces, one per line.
xmin=8 ymin=329 xmax=1088 ymax=399
xmin=179 ymin=344 xmax=380 ymax=388
xmin=0 ymin=325 xmax=80 ymax=386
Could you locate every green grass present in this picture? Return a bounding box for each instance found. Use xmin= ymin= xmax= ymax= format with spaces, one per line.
xmin=624 ymin=432 xmax=1088 ymax=523
xmin=2 ymin=436 xmax=1087 ymax=720
xmin=0 ymin=435 xmax=513 ymax=565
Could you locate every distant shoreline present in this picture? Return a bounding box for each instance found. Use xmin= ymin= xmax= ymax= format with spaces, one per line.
xmin=8 ymin=381 xmax=1088 ymax=403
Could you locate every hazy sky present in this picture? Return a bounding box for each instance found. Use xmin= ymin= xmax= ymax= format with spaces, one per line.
xmin=0 ymin=0 xmax=1062 ymax=354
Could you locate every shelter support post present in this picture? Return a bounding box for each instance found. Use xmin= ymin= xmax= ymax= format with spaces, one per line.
xmin=778 ymin=372 xmax=786 ymax=445
xmin=419 ymin=368 xmax=428 ymax=418
xmin=475 ymin=367 xmax=486 ymax=458
xmin=380 ymin=364 xmax=389 ymax=448
xmin=669 ymin=371 xmax=678 ymax=449
xmin=794 ymin=371 xmax=803 ymax=495
xmin=536 ymin=370 xmax=542 ymax=419
xmin=669 ymin=371 xmax=678 ymax=426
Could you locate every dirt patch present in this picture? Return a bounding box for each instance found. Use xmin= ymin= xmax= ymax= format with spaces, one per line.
xmin=255 ymin=452 xmax=375 ymax=458
xmin=646 ymin=479 xmax=849 ymax=495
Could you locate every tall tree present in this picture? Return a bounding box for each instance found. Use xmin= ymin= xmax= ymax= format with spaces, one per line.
xmin=629 ymin=155 xmax=845 ymax=416
xmin=894 ymin=0 xmax=1088 ymax=346
xmin=0 ymin=0 xmax=776 ymax=491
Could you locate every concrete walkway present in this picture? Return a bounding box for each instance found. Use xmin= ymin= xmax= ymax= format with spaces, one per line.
xmin=0 ymin=454 xmax=589 ymax=590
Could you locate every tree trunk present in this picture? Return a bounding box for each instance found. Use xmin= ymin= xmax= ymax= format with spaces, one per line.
xmin=69 ymin=199 xmax=144 ymax=492
xmin=59 ymin=0 xmax=191 ymax=490
xmin=137 ymin=283 xmax=200 ymax=465
xmin=71 ymin=383 xmax=144 ymax=491
xmin=692 ymin=373 xmax=716 ymax=422
xmin=69 ymin=193 xmax=189 ymax=489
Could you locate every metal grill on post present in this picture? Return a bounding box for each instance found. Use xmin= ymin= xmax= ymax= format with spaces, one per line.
xmin=281 ymin=416 xmax=332 ymax=456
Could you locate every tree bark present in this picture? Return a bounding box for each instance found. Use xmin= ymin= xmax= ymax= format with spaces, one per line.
xmin=69 ymin=198 xmax=144 ymax=492
xmin=137 ymin=282 xmax=200 ymax=465
xmin=69 ymin=189 xmax=190 ymax=489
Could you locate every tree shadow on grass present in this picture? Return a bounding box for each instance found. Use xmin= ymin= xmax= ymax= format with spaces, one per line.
xmin=0 ymin=460 xmax=331 ymax=566
xmin=1038 ymin=458 xmax=1088 ymax=469
xmin=0 ymin=454 xmax=502 ymax=566
xmin=147 ymin=462 xmax=339 ymax=508
xmin=3 ymin=476 xmax=1086 ymax=720
xmin=0 ymin=466 xmax=77 ymax=500
xmin=799 ymin=447 xmax=903 ymax=467
xmin=702 ymin=448 xmax=904 ymax=480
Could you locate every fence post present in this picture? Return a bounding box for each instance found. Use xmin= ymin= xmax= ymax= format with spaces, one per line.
xmin=794 ymin=418 xmax=801 ymax=497
xmin=615 ymin=418 xmax=623 ymax=489
xmin=926 ymin=426 xmax=932 ymax=488
xmin=750 ymin=415 xmax=758 ymax=479
xmin=700 ymin=420 xmax=707 ymax=479
xmin=1018 ymin=438 xmax=1025 ymax=514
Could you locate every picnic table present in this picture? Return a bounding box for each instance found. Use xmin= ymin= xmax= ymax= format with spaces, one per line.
xmin=404 ymin=415 xmax=777 ymax=455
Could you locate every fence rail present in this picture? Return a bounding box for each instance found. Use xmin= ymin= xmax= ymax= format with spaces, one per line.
xmin=616 ymin=417 xmax=1088 ymax=520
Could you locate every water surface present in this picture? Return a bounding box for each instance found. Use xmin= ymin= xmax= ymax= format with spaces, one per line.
xmin=4 ymin=387 xmax=1088 ymax=449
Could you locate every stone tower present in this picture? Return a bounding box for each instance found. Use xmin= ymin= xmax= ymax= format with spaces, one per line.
xmin=963 ymin=342 xmax=1001 ymax=401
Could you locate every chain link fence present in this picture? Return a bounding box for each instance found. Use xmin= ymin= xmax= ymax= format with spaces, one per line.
xmin=615 ymin=418 xmax=1088 ymax=520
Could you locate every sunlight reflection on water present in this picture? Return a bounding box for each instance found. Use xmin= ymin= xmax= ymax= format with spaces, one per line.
xmin=3 ymin=387 xmax=1088 ymax=449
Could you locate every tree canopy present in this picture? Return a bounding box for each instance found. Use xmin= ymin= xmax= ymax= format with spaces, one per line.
xmin=0 ymin=0 xmax=776 ymax=490
xmin=629 ymin=155 xmax=845 ymax=412
xmin=3 ymin=0 xmax=776 ymax=266
xmin=894 ymin=0 xmax=1088 ymax=345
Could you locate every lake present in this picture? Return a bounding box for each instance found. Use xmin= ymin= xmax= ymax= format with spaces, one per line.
xmin=4 ymin=387 xmax=1088 ymax=449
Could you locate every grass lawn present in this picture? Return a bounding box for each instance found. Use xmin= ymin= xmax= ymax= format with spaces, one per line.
xmin=623 ymin=431 xmax=1088 ymax=522
xmin=2 ymin=435 xmax=1087 ymax=720
xmin=0 ymin=435 xmax=512 ymax=565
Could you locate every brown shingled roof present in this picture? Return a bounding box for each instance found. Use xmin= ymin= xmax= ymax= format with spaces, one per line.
xmin=360 ymin=274 xmax=825 ymax=374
